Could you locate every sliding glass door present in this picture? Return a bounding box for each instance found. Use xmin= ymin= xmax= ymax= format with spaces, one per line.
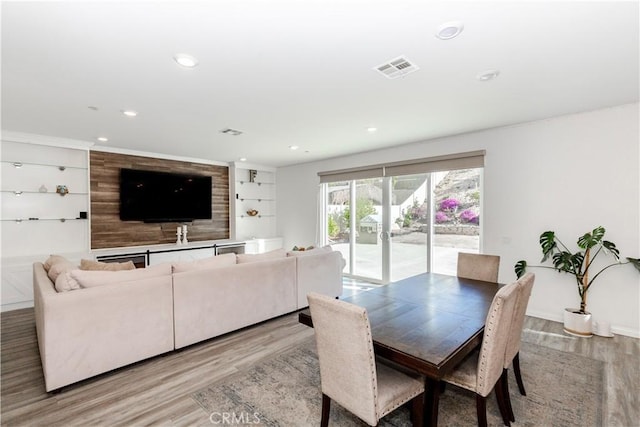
xmin=323 ymin=159 xmax=482 ymax=283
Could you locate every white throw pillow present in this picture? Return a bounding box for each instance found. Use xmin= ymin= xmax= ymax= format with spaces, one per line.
xmin=70 ymin=263 xmax=172 ymax=289
xmin=236 ymin=248 xmax=287 ymax=264
xmin=55 ymin=271 xmax=81 ymax=292
xmin=172 ymin=253 xmax=236 ymax=273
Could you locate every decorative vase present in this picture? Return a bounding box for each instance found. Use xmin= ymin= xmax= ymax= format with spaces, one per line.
xmin=563 ymin=308 xmax=593 ymax=337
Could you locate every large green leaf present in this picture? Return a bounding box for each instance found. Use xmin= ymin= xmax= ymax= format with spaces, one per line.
xmin=577 ymin=226 xmax=605 ymax=249
xmin=552 ymin=251 xmax=583 ymax=274
xmin=602 ymin=240 xmax=620 ymax=260
xmin=539 ymin=231 xmax=557 ymax=262
xmin=627 ymin=257 xmax=640 ymax=272
xmin=514 ymin=260 xmax=527 ymax=278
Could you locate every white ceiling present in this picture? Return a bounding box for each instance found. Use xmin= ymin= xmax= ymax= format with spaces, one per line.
xmin=2 ymin=1 xmax=638 ymax=167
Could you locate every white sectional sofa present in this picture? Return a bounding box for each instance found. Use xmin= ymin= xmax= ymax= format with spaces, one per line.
xmin=33 ymin=247 xmax=344 ymax=391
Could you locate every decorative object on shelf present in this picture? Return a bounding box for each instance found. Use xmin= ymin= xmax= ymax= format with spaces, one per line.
xmin=249 ymin=169 xmax=257 ymax=183
xmin=182 ymin=224 xmax=188 ymax=244
xmin=39 ymin=184 xmax=48 ymax=193
xmin=56 ymin=185 xmax=69 ymax=196
xmin=246 ymin=209 xmax=259 ymax=217
xmin=176 ymin=226 xmax=183 ymax=245
xmin=515 ymin=226 xmax=640 ymax=337
xmin=58 ymin=166 xmax=66 ymax=171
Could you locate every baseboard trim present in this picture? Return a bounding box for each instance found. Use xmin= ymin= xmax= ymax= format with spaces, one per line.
xmin=527 ymin=309 xmax=639 ymax=339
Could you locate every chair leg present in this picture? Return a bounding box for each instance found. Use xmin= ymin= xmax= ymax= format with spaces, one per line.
xmin=409 ymin=392 xmax=424 ymax=427
xmin=475 ymin=395 xmax=488 ymax=427
xmin=513 ymin=352 xmax=527 ymax=396
xmin=321 ymin=393 xmax=331 ymax=427
xmin=493 ymin=379 xmax=511 ymax=427
xmin=501 ymin=369 xmax=515 ymax=422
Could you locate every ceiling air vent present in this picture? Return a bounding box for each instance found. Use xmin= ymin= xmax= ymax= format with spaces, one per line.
xmin=219 ymin=128 xmax=243 ymax=136
xmin=374 ymin=56 xmax=419 ymax=79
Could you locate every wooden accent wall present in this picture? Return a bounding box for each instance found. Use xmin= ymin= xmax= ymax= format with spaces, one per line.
xmin=90 ymin=151 xmax=229 ymax=249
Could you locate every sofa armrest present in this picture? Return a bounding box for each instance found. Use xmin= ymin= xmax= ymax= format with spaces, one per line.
xmin=295 ymin=250 xmax=344 ymax=309
xmin=33 ymin=263 xmax=174 ymax=391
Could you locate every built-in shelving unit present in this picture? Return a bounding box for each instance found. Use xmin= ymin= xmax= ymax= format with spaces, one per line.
xmin=231 ymin=163 xmax=277 ymax=240
xmin=1 ymin=141 xmax=89 ymax=257
xmin=1 ymin=139 xmax=91 ymax=312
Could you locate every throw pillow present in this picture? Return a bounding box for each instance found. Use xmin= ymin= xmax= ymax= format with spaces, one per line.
xmin=47 ymin=260 xmax=77 ymax=283
xmin=80 ymin=259 xmax=136 ymax=271
xmin=43 ymin=254 xmax=71 ymax=273
xmin=236 ymin=248 xmax=287 ymax=264
xmin=172 ymin=253 xmax=236 ymax=273
xmin=54 ymin=271 xmax=81 ymax=292
xmin=70 ymin=263 xmax=172 ymax=289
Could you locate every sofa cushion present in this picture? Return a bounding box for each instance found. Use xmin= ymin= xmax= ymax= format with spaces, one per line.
xmin=172 ymin=253 xmax=236 ymax=273
xmin=236 ymin=248 xmax=287 ymax=264
xmin=286 ymin=245 xmax=333 ymax=257
xmin=56 ymin=263 xmax=172 ymax=291
xmin=80 ymin=259 xmax=136 ymax=271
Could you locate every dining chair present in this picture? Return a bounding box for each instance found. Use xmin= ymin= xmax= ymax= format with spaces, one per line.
xmin=502 ymin=272 xmax=535 ymax=422
xmin=457 ymin=252 xmax=501 ymax=283
xmin=307 ymin=292 xmax=425 ymax=427
xmin=441 ymin=281 xmax=519 ymax=427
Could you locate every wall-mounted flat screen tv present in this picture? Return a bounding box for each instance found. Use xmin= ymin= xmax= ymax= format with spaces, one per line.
xmin=119 ymin=168 xmax=212 ymax=222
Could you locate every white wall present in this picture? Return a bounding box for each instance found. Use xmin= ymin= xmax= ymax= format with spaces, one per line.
xmin=277 ymin=103 xmax=640 ymax=337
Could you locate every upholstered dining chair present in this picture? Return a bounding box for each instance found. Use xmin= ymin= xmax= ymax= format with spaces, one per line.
xmin=502 ymin=272 xmax=535 ymax=422
xmin=441 ymin=281 xmax=519 ymax=427
xmin=307 ymin=292 xmax=425 ymax=427
xmin=457 ymin=252 xmax=501 ymax=283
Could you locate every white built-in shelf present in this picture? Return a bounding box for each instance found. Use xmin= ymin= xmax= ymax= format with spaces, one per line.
xmin=1 ymin=190 xmax=88 ymax=196
xmin=1 ymin=161 xmax=87 ymax=171
xmin=237 ymin=198 xmax=274 ymax=202
xmin=236 ymin=180 xmax=274 ymax=186
xmin=2 ymin=218 xmax=87 ymax=223
xmin=237 ymin=214 xmax=275 ymax=219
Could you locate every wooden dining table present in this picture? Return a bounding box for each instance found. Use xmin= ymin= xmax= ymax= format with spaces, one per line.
xmin=298 ymin=272 xmax=499 ymax=427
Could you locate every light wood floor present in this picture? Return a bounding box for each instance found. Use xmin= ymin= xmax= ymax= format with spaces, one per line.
xmin=1 ymin=308 xmax=638 ymax=426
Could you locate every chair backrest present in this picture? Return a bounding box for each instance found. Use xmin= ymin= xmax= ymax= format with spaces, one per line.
xmin=504 ymin=272 xmax=535 ymax=366
xmin=457 ymin=252 xmax=501 ymax=283
xmin=307 ymin=293 xmax=379 ymax=425
xmin=475 ymin=281 xmax=518 ymax=397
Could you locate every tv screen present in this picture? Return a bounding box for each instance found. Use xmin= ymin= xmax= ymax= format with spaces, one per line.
xmin=119 ymin=168 xmax=212 ymax=222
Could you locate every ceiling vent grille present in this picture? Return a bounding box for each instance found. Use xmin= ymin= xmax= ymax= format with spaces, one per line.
xmin=374 ymin=56 xmax=419 ymax=79
xmin=219 ymin=128 xmax=243 ymax=136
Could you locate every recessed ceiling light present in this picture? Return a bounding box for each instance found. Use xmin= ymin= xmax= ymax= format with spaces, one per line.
xmin=97 ymin=137 xmax=109 ymax=142
xmin=476 ymin=69 xmax=500 ymax=81
xmin=174 ymin=53 xmax=199 ymax=68
xmin=122 ymin=110 xmax=138 ymax=117
xmin=289 ymin=145 xmax=299 ymax=150
xmin=436 ymin=21 xmax=464 ymax=40
xmin=239 ymin=157 xmax=247 ymax=162
xmin=367 ymin=127 xmax=378 ymax=133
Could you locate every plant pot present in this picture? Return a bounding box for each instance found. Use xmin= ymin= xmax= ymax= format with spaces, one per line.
xmin=563 ymin=308 xmax=593 ymax=337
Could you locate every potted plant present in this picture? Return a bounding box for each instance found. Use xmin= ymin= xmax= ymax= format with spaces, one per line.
xmin=515 ymin=226 xmax=640 ymax=337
